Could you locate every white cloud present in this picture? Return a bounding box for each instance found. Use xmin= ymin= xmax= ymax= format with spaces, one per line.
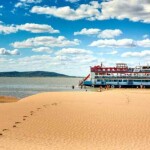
xmin=11 ymin=36 xmax=80 ymax=48
xmin=0 ymin=53 xmax=98 ymax=76
xmin=32 ymin=47 xmax=53 ymax=53
xmin=55 ymin=48 xmax=97 ymax=67
xmin=100 ymin=50 xmax=118 ymax=55
xmin=31 ymin=1 xmax=101 ymax=21
xmin=143 ymin=34 xmax=149 ymax=39
xmin=20 ymin=0 xmax=42 ymax=3
xmin=90 ymin=39 xmax=136 ymax=48
xmin=17 ymin=23 xmax=59 ymax=33
xmin=90 ymin=38 xmax=150 ymax=48
xmin=74 ymin=28 xmax=100 ymax=35
xmin=1 ymin=55 xmax=56 ymax=71
xmin=15 ymin=0 xmax=42 ymax=8
xmin=30 ymin=0 xmax=150 ymax=23
xmin=74 ymin=28 xmax=122 ymax=38
xmin=41 ymin=48 xmax=97 ymax=73
xmin=106 ymin=50 xmax=118 ymax=55
xmin=11 ymin=9 xmax=16 ymax=14
xmin=0 ymin=24 xmax=18 ymax=34
xmin=0 ymin=23 xmax=59 ymax=34
xmin=65 ymin=0 xmax=80 ymax=3
xmin=98 ymin=29 xmax=122 ymax=38
xmin=137 ymin=39 xmax=150 ymax=47
xmin=100 ymin=0 xmax=150 ymax=23
xmin=70 ymin=54 xmax=97 ymax=64
xmin=0 ymin=58 xmax=7 ymax=62
xmin=15 ymin=2 xmax=26 ymax=8
xmin=24 ymin=13 xmax=30 ymax=16
xmin=0 ymin=48 xmax=20 ymax=55
xmin=121 ymin=50 xmax=150 ymax=57
xmin=56 ymin=48 xmax=92 ymax=55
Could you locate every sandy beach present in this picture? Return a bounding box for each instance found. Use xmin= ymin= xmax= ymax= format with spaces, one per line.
xmin=0 ymin=96 xmax=18 ymax=103
xmin=0 ymin=89 xmax=150 ymax=150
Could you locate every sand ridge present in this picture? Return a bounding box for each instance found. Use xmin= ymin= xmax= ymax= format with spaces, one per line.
xmin=0 ymin=90 xmax=150 ymax=150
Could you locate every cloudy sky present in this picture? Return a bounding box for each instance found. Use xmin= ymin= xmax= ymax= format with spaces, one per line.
xmin=0 ymin=0 xmax=150 ymax=76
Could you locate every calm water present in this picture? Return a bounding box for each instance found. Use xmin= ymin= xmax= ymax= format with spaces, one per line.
xmin=0 ymin=77 xmax=84 ymax=98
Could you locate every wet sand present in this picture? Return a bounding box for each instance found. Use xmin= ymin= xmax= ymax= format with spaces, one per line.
xmin=0 ymin=96 xmax=18 ymax=103
xmin=0 ymin=89 xmax=150 ymax=150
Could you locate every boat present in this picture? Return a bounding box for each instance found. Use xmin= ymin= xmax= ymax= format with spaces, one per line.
xmin=80 ymin=63 xmax=150 ymax=88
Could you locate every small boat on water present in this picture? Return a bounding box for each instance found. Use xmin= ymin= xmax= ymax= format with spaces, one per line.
xmin=80 ymin=63 xmax=150 ymax=88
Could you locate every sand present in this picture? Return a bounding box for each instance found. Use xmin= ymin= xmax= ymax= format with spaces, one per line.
xmin=0 ymin=96 xmax=18 ymax=103
xmin=0 ymin=89 xmax=150 ymax=150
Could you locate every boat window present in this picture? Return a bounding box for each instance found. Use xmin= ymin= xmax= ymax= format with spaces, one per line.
xmin=143 ymin=66 xmax=150 ymax=69
xmin=107 ymin=80 xmax=113 ymax=82
xmin=97 ymin=80 xmax=101 ymax=82
xmin=142 ymin=80 xmax=149 ymax=82
xmin=106 ymin=80 xmax=111 ymax=82
xmin=95 ymin=76 xmax=99 ymax=78
xmin=134 ymin=80 xmax=141 ymax=82
xmin=123 ymin=80 xmax=127 ymax=82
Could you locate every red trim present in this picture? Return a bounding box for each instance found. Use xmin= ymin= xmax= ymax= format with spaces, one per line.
xmin=91 ymin=66 xmax=128 ymax=72
xmin=79 ymin=74 xmax=90 ymax=86
xmin=92 ymin=71 xmax=150 ymax=74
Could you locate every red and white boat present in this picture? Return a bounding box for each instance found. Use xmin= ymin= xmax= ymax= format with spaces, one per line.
xmin=80 ymin=63 xmax=150 ymax=88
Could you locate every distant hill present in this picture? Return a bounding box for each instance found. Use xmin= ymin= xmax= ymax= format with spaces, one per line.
xmin=0 ymin=71 xmax=69 ymax=77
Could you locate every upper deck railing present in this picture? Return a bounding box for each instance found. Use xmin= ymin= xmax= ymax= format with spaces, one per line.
xmin=91 ymin=64 xmax=150 ymax=73
xmin=94 ymin=75 xmax=150 ymax=79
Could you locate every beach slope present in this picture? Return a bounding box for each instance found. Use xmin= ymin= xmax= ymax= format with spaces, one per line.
xmin=0 ymin=90 xmax=150 ymax=150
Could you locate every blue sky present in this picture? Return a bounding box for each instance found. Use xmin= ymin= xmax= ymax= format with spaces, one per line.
xmin=0 ymin=0 xmax=150 ymax=76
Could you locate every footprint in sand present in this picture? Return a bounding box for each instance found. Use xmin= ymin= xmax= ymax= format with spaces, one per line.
xmin=15 ymin=122 xmax=21 ymax=124
xmin=126 ymin=99 xmax=130 ymax=104
xmin=43 ymin=104 xmax=49 ymax=107
xmin=13 ymin=125 xmax=17 ymax=128
xmin=37 ymin=108 xmax=42 ymax=111
xmin=23 ymin=115 xmax=28 ymax=121
xmin=2 ymin=129 xmax=9 ymax=132
xmin=0 ymin=133 xmax=3 ymax=136
xmin=43 ymin=105 xmax=47 ymax=108
xmin=122 ymin=93 xmax=131 ymax=104
xmin=51 ymin=103 xmax=58 ymax=106
xmin=30 ymin=111 xmax=34 ymax=115
xmin=125 ymin=95 xmax=130 ymax=104
xmin=23 ymin=116 xmax=28 ymax=118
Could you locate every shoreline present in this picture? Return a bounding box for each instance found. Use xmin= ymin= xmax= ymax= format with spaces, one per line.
xmin=0 ymin=88 xmax=150 ymax=103
xmin=0 ymin=96 xmax=19 ymax=103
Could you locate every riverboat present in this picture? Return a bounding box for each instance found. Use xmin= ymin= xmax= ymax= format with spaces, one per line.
xmin=80 ymin=63 xmax=150 ymax=88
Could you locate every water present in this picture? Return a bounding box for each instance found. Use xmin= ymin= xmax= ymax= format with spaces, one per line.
xmin=0 ymin=77 xmax=83 ymax=98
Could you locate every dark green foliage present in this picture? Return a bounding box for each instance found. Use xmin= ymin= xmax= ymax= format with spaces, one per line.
xmin=0 ymin=71 xmax=68 ymax=77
